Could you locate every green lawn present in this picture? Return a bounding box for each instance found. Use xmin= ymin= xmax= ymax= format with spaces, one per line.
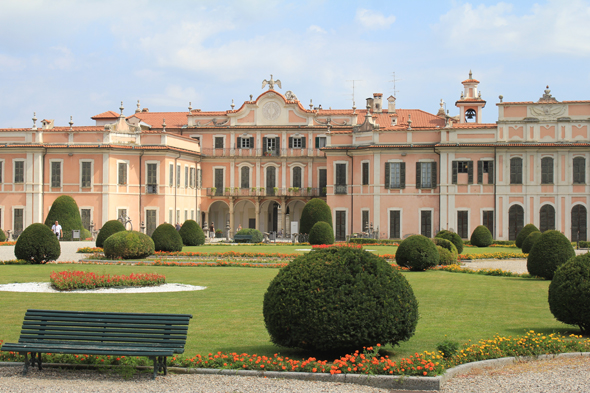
xmin=0 ymin=263 xmax=572 ymax=361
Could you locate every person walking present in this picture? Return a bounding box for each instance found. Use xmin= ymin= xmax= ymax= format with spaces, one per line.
xmin=209 ymin=222 xmax=215 ymax=239
xmin=51 ymin=220 xmax=62 ymax=240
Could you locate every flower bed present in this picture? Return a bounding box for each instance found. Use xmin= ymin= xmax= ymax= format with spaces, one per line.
xmin=458 ymin=252 xmax=527 ymax=260
xmin=0 ymin=241 xmax=16 ymax=246
xmin=77 ymin=247 xmax=104 ymax=253
xmin=311 ymin=243 xmax=362 ymax=249
xmin=49 ymin=270 xmax=166 ymax=290
xmin=435 ymin=264 xmax=535 ymax=278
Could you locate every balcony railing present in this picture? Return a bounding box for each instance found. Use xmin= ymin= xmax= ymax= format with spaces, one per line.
xmin=334 ymin=184 xmax=348 ymax=195
xmin=200 ymin=148 xmax=326 ymax=158
xmin=146 ymin=184 xmax=158 ymax=194
xmin=202 ymin=187 xmax=325 ymax=198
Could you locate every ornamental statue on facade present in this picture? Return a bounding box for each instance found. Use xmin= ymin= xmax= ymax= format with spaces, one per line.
xmin=262 ymin=74 xmax=281 ymax=90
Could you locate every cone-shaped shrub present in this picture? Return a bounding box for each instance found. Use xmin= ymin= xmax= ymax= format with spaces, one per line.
xmin=299 ymin=198 xmax=332 ymax=234
xmin=96 ymin=220 xmax=126 ymax=248
xmin=151 ymin=223 xmax=183 ymax=252
xmin=308 ymin=221 xmax=334 ymax=245
xmin=263 ymin=246 xmax=418 ymax=352
xmin=396 ymin=235 xmax=440 ymax=271
xmin=521 ymin=231 xmax=542 ymax=254
xmin=44 ymin=195 xmax=84 ymax=241
xmin=527 ymin=230 xmax=575 ymax=280
xmin=179 ymin=220 xmax=205 ymax=246
xmin=435 ymin=230 xmax=464 ymax=254
xmin=433 ymin=237 xmax=458 ymax=264
xmin=103 ymin=231 xmax=154 ymax=259
xmin=470 ymin=225 xmax=493 ymax=247
xmin=516 ymin=223 xmax=539 ymax=249
xmin=15 ymin=223 xmax=60 ymax=264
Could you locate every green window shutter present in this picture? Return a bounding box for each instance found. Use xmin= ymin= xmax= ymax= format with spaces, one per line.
xmin=315 ymin=137 xmax=320 ymax=148
xmin=262 ymin=137 xmax=267 ymax=150
xmin=288 ymin=137 xmax=293 ymax=148
xmin=384 ymin=163 xmax=390 ymax=189
xmin=416 ymin=162 xmax=421 ymax=189
xmin=400 ymin=162 xmax=406 ymax=189
xmin=431 ymin=162 xmax=437 ymax=188
xmin=477 ymin=161 xmax=483 ymax=184
xmin=468 ymin=161 xmax=473 ymax=184
xmin=249 ymin=137 xmax=254 ymax=147
xmin=488 ymin=161 xmax=494 ymax=184
xmin=452 ymin=161 xmax=458 ymax=184
xmin=301 ymin=137 xmax=306 ymax=148
xmin=237 ymin=137 xmax=242 ymax=148
xmin=275 ymin=137 xmax=280 ymax=155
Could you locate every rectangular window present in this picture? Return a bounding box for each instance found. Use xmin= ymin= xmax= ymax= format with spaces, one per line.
xmin=51 ymin=162 xmax=61 ymax=188
xmin=417 ymin=162 xmax=436 ymax=189
xmin=421 ymin=211 xmax=432 ymax=238
xmin=335 ymin=211 xmax=346 ymax=241
xmin=457 ymin=211 xmax=468 ymax=239
xmin=147 ymin=163 xmax=158 ymax=194
xmin=452 ymin=161 xmax=473 ymax=184
xmin=169 ymin=164 xmax=174 ymax=187
xmin=293 ymin=137 xmax=302 ymax=148
xmin=190 ymin=167 xmax=196 ymax=188
xmin=483 ymin=210 xmax=494 ymax=235
xmin=14 ymin=161 xmax=24 ymax=183
xmin=117 ymin=209 xmax=127 ymax=221
xmin=81 ymin=209 xmax=91 ymax=231
xmin=541 ymin=157 xmax=554 ymax=184
xmin=191 ymin=210 xmax=194 ymax=220
xmin=14 ymin=208 xmax=23 ymax=233
xmin=176 ymin=165 xmax=181 ymax=188
xmin=0 ymin=162 xmax=3 ymax=183
xmin=214 ymin=168 xmax=223 ymax=196
xmin=184 ymin=210 xmax=188 ymax=221
xmin=292 ymin=167 xmax=302 ymax=189
xmin=81 ymin=162 xmax=91 ymax=188
xmin=197 ymin=168 xmax=202 ymax=188
xmin=146 ymin=209 xmax=157 ymax=237
xmin=510 ymin=157 xmax=523 ymax=184
xmin=389 ymin=210 xmax=401 ymax=239
xmin=185 ymin=166 xmax=189 ymax=188
xmin=214 ymin=137 xmax=224 ymax=149
xmin=176 ymin=210 xmax=180 ymax=225
xmin=239 ymin=137 xmax=252 ymax=148
xmin=315 ymin=136 xmax=326 ymax=148
xmin=385 ymin=162 xmax=405 ymax=189
xmin=362 ymin=210 xmax=369 ymax=232
xmin=289 ymin=136 xmax=306 ymax=149
xmin=335 ymin=163 xmax=347 ymax=194
xmin=118 ymin=162 xmax=127 ymax=185
xmin=362 ymin=162 xmax=369 ymax=185
xmin=573 ymin=157 xmax=586 ymax=184
xmin=477 ymin=160 xmax=494 ymax=184
xmin=266 ymin=138 xmax=276 ymax=151
xmin=169 ymin=210 xmax=173 ymax=225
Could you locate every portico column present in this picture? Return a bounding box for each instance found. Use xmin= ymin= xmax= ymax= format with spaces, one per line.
xmin=229 ymin=198 xmax=235 ymax=239
xmin=255 ymin=200 xmax=260 ymax=230
xmin=280 ymin=198 xmax=286 ymax=237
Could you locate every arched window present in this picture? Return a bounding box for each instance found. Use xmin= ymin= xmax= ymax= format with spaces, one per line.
xmin=240 ymin=166 xmax=249 ymax=189
xmin=508 ymin=205 xmax=524 ymax=241
xmin=539 ymin=205 xmax=555 ymax=232
xmin=572 ymin=205 xmax=587 ymax=242
xmin=266 ymin=167 xmax=276 ymax=195
xmin=541 ymin=157 xmax=554 ymax=184
xmin=292 ymin=167 xmax=302 ymax=188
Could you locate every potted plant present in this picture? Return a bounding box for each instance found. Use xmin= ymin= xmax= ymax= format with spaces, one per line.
xmin=211 ymin=187 xmax=217 ymax=195
xmin=306 ymin=187 xmax=312 ymax=195
xmin=273 ymin=187 xmax=279 ymax=195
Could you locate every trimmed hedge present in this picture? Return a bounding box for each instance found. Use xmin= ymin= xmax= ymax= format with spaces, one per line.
xmin=521 ymin=231 xmax=542 ymax=254
xmin=527 ymin=230 xmax=575 ymax=280
xmin=263 ymin=246 xmax=418 ymax=351
xmin=433 ymin=237 xmax=458 ymax=265
xmin=14 ymin=223 xmax=60 ymax=264
xmin=44 ymin=195 xmax=84 ymax=241
xmin=308 ymin=221 xmax=334 ymax=245
xmin=96 ymin=220 xmax=126 ymax=248
xmin=396 ymin=235 xmax=440 ymax=271
xmin=516 ymin=224 xmax=539 ymax=249
xmin=235 ymin=228 xmax=263 ymax=243
xmin=435 ymin=230 xmax=464 ymax=254
xmin=179 ymin=220 xmax=205 ymax=246
xmin=549 ymin=253 xmax=590 ymax=334
xmin=0 ymin=229 xmax=5 ymax=242
xmin=470 ymin=225 xmax=494 ymax=247
xmin=103 ymin=231 xmax=154 ymax=260
xmin=151 ymin=223 xmax=183 ymax=252
xmin=299 ymin=198 xmax=333 ymax=234
xmin=349 ymin=238 xmax=401 ymax=245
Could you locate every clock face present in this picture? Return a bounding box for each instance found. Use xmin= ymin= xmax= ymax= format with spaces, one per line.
xmin=262 ymin=101 xmax=281 ymax=121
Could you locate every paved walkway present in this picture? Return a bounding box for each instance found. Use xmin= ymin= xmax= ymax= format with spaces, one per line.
xmin=0 ymin=241 xmax=93 ymax=262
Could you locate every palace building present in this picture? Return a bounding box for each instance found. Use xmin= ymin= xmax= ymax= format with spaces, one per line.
xmin=0 ymin=73 xmax=588 ymax=241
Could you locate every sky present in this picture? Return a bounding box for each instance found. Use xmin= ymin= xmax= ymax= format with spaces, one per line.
xmin=1 ymin=0 xmax=590 ymax=127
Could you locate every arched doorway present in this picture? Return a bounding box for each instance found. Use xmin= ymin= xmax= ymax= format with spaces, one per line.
xmin=259 ymin=200 xmax=280 ymax=233
xmin=234 ymin=200 xmax=256 ymax=230
xmin=207 ymin=201 xmax=229 ymax=237
xmin=539 ymin=204 xmax=555 ymax=232
xmin=508 ymin=205 xmax=524 ymax=241
xmin=572 ymin=205 xmax=587 ymax=242
xmin=286 ymin=200 xmax=306 ymax=235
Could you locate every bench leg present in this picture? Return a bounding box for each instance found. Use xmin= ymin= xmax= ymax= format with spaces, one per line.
xmin=23 ymin=352 xmax=29 ymax=375
xmin=162 ymin=356 xmax=168 ymax=375
xmin=152 ymin=357 xmax=157 ymax=380
xmin=37 ymin=352 xmax=43 ymax=370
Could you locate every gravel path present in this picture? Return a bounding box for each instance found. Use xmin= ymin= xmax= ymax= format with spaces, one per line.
xmin=0 ymin=241 xmax=93 ymax=263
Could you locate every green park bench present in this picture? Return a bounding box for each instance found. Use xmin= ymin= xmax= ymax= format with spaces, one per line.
xmin=1 ymin=309 xmax=192 ymax=379
xmin=234 ymin=234 xmax=253 ymax=242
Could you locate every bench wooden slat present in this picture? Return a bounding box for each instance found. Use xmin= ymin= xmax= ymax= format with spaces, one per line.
xmin=13 ymin=340 xmax=186 ymax=349
xmin=26 ymin=309 xmax=193 ymax=318
xmin=2 ymin=344 xmax=175 ymax=357
xmin=22 ymin=321 xmax=188 ymax=331
xmin=24 ymin=316 xmax=191 ymax=325
xmin=19 ymin=331 xmax=187 ymax=340
xmin=22 ymin=327 xmax=187 ymax=336
xmin=18 ymin=334 xmax=187 ymax=345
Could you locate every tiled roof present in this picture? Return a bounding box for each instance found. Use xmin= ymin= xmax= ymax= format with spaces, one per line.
xmin=323 ymin=142 xmax=590 ymax=150
xmin=462 ymin=78 xmax=480 ymax=84
xmin=451 ymin=123 xmax=496 ymax=129
xmin=127 ymin=112 xmax=189 ymax=128
xmin=498 ymin=100 xmax=590 ymax=105
xmin=0 ymin=126 xmax=104 ymax=132
xmin=91 ymin=111 xmax=120 ymax=119
xmin=0 ymin=143 xmax=200 ymax=155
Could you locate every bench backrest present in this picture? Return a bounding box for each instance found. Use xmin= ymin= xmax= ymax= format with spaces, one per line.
xmin=19 ymin=309 xmax=193 ymax=352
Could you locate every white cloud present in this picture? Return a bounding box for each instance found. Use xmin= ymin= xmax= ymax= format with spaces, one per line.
xmin=48 ymin=46 xmax=74 ymax=70
xmin=308 ymin=25 xmax=326 ymax=34
xmin=0 ymin=53 xmax=22 ymax=70
xmin=146 ymin=84 xmax=200 ymax=108
xmin=434 ymin=0 xmax=590 ymax=56
xmin=355 ymin=9 xmax=396 ymax=30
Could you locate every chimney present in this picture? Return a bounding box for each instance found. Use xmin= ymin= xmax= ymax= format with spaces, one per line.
xmin=387 ymin=95 xmax=396 ymax=113
xmin=373 ymin=93 xmax=383 ymax=113
xmin=366 ymin=97 xmax=374 ymax=111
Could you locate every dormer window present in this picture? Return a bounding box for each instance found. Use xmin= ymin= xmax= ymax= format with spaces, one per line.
xmin=391 ymin=118 xmax=397 ymax=126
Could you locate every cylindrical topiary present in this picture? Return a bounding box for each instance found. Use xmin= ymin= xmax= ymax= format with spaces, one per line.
xmin=44 ymin=195 xmax=84 ymax=241
xmin=548 ymin=253 xmax=590 ymax=333
xmin=263 ymin=246 xmax=418 ymax=352
xmin=151 ymin=223 xmax=184 ymax=252
xmin=435 ymin=230 xmax=464 ymax=254
xmin=308 ymin=221 xmax=334 ymax=245
xmin=103 ymin=230 xmax=155 ymax=259
xmin=470 ymin=225 xmax=493 ymax=247
xmin=235 ymin=228 xmax=263 ymax=243
xmin=0 ymin=229 xmax=5 ymax=242
xmin=433 ymin=237 xmax=458 ymax=265
xmin=96 ymin=220 xmax=126 ymax=248
xmin=15 ymin=223 xmax=61 ymax=264
xmin=527 ymin=230 xmax=575 ymax=280
xmin=396 ymin=235 xmax=440 ymax=271
xmin=516 ymin=223 xmax=539 ymax=249
xmin=179 ymin=220 xmax=205 ymax=246
xmin=299 ymin=198 xmax=333 ymax=234
xmin=521 ymin=231 xmax=542 ymax=254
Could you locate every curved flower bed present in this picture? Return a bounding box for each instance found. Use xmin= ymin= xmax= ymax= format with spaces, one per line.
xmin=50 ymin=270 xmax=166 ymax=290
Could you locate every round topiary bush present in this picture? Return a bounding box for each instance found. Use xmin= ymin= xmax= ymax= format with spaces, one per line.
xmin=179 ymin=220 xmax=205 ymax=246
xmin=470 ymin=225 xmax=493 ymax=247
xmin=435 ymin=230 xmax=464 ymax=254
xmin=235 ymin=228 xmax=263 ymax=243
xmin=103 ymin=230 xmax=155 ymax=260
xmin=527 ymin=230 xmax=575 ymax=280
xmin=96 ymin=220 xmax=126 ymax=248
xmin=151 ymin=223 xmax=184 ymax=252
xmin=44 ymin=195 xmax=85 ymax=241
xmin=521 ymin=231 xmax=542 ymax=254
xmin=433 ymin=237 xmax=458 ymax=265
xmin=263 ymin=246 xmax=419 ymax=351
xmin=396 ymin=235 xmax=440 ymax=271
xmin=0 ymin=229 xmax=5 ymax=242
xmin=15 ymin=223 xmax=60 ymax=264
xmin=299 ymin=198 xmax=333 ymax=234
xmin=516 ymin=223 xmax=539 ymax=249
xmin=308 ymin=221 xmax=334 ymax=245
xmin=548 ymin=253 xmax=590 ymax=333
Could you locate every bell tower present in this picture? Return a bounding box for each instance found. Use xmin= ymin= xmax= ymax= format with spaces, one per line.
xmin=455 ymin=70 xmax=486 ymax=123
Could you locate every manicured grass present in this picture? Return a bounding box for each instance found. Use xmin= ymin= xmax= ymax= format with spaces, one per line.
xmin=0 ymin=264 xmax=573 ymax=362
